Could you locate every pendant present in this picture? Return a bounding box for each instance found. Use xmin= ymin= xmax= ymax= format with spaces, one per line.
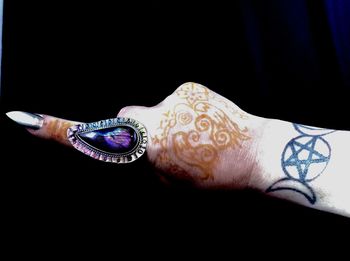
xmin=67 ymin=117 xmax=148 ymax=163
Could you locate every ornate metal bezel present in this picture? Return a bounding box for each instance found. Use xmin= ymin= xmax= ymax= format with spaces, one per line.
xmin=67 ymin=117 xmax=148 ymax=163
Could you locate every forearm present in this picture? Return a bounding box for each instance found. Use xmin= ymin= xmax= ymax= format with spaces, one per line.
xmin=250 ymin=117 xmax=350 ymax=217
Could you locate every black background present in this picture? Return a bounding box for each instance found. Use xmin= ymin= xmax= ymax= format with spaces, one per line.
xmin=1 ymin=0 xmax=349 ymax=251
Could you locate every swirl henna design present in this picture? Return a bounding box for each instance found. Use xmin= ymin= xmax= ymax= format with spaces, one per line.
xmin=266 ymin=123 xmax=335 ymax=204
xmin=152 ymin=83 xmax=250 ymax=180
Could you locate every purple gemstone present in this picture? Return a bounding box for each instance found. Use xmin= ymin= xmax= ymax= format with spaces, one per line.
xmin=77 ymin=126 xmax=138 ymax=154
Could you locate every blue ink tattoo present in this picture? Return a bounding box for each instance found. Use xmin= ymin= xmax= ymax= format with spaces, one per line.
xmin=266 ymin=124 xmax=335 ymax=204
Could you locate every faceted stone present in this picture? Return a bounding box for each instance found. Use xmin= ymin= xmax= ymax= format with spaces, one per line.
xmin=77 ymin=126 xmax=138 ymax=154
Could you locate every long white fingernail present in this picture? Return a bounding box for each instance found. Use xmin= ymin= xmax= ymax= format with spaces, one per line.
xmin=6 ymin=111 xmax=44 ymax=130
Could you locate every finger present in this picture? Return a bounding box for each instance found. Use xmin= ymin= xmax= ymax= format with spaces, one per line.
xmin=6 ymin=111 xmax=82 ymax=147
xmin=29 ymin=115 xmax=81 ymax=147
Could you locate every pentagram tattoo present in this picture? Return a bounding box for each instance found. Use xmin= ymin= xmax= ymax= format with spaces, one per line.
xmin=266 ymin=123 xmax=336 ymax=204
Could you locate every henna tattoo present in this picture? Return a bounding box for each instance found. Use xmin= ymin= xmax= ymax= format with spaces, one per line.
xmin=45 ymin=119 xmax=74 ymax=145
xmin=266 ymin=123 xmax=335 ymax=204
xmin=152 ymin=82 xmax=250 ymax=180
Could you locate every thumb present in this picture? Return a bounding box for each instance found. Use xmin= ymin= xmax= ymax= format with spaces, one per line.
xmin=117 ymin=105 xmax=160 ymax=143
xmin=117 ymin=105 xmax=156 ymax=136
xmin=6 ymin=111 xmax=81 ymax=147
xmin=117 ymin=105 xmax=148 ymax=120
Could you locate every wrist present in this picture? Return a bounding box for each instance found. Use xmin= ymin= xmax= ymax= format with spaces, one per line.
xmin=225 ymin=114 xmax=271 ymax=190
xmin=248 ymin=118 xmax=290 ymax=191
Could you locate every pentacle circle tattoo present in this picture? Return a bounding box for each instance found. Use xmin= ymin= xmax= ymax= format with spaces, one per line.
xmin=282 ymin=136 xmax=331 ymax=182
xmin=267 ymin=123 xmax=334 ymax=204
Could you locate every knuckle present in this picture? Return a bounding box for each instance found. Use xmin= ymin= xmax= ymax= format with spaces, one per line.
xmin=174 ymin=82 xmax=193 ymax=93
xmin=154 ymin=82 xmax=212 ymax=109
xmin=174 ymin=82 xmax=211 ymax=94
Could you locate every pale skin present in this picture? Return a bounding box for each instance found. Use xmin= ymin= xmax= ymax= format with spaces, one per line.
xmin=27 ymin=82 xmax=350 ymax=217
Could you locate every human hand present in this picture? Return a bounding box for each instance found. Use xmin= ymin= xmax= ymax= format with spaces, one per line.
xmin=8 ymin=82 xmax=267 ymax=189
xmin=8 ymin=82 xmax=350 ymax=217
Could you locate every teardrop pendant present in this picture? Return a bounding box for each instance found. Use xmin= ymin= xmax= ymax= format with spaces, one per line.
xmin=67 ymin=117 xmax=148 ymax=163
